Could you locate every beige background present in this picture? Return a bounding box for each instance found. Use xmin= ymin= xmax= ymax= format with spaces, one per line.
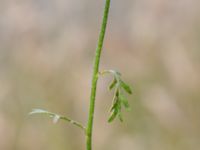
xmin=0 ymin=0 xmax=200 ymax=149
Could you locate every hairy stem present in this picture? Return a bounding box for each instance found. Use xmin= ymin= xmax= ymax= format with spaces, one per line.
xmin=86 ymin=0 xmax=111 ymax=150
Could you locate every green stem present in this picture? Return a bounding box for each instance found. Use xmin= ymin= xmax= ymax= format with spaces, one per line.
xmin=86 ymin=0 xmax=111 ymax=150
xmin=59 ymin=116 xmax=86 ymax=132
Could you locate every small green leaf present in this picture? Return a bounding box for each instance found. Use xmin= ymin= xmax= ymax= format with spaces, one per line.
xmin=109 ymin=78 xmax=117 ymax=90
xmin=122 ymin=100 xmax=130 ymax=109
xmin=117 ymin=102 xmax=123 ymax=122
xmin=108 ymin=95 xmax=120 ymax=123
xmin=120 ymin=81 xmax=132 ymax=94
xmin=109 ymin=90 xmax=119 ymax=110
xmin=108 ymin=109 xmax=118 ymax=123
xmin=119 ymin=94 xmax=130 ymax=109
xmin=110 ymin=100 xmax=118 ymax=112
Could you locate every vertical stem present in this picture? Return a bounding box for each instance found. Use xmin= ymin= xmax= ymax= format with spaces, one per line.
xmin=86 ymin=0 xmax=111 ymax=150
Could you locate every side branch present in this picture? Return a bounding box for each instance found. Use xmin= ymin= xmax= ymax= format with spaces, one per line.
xmin=29 ymin=109 xmax=86 ymax=133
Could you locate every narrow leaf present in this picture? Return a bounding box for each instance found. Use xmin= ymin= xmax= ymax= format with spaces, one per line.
xmin=109 ymin=89 xmax=119 ymax=111
xmin=120 ymin=81 xmax=132 ymax=94
xmin=117 ymin=101 xmax=123 ymax=122
xmin=109 ymin=78 xmax=117 ymax=90
xmin=119 ymin=94 xmax=130 ymax=109
xmin=122 ymin=100 xmax=130 ymax=109
xmin=110 ymin=101 xmax=117 ymax=112
xmin=108 ymin=109 xmax=118 ymax=123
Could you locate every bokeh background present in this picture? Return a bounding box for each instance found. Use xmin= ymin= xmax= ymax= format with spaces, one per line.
xmin=0 ymin=0 xmax=200 ymax=150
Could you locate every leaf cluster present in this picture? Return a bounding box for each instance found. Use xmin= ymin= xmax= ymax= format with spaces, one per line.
xmin=105 ymin=70 xmax=132 ymax=122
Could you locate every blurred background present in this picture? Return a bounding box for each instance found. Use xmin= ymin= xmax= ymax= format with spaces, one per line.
xmin=0 ymin=0 xmax=200 ymax=150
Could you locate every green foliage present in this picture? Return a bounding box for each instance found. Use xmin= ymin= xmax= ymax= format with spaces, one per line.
xmin=120 ymin=80 xmax=132 ymax=94
xmin=100 ymin=70 xmax=132 ymax=122
xmin=109 ymin=78 xmax=117 ymax=90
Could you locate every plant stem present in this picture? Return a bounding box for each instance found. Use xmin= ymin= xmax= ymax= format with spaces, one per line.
xmin=86 ymin=0 xmax=111 ymax=150
xmin=59 ymin=116 xmax=86 ymax=132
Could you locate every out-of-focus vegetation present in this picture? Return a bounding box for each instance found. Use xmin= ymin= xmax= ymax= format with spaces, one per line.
xmin=0 ymin=0 xmax=200 ymax=150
